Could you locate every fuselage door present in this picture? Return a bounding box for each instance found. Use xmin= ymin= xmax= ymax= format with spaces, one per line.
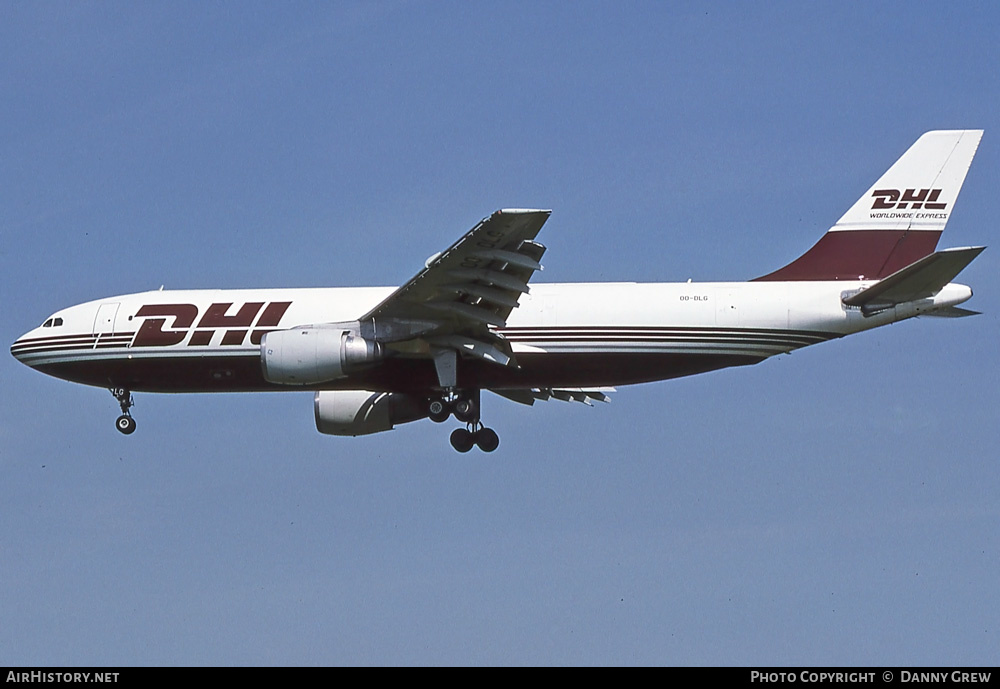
xmin=93 ymin=302 xmax=120 ymax=335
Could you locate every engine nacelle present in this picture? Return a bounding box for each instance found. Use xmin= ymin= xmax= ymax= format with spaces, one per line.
xmin=261 ymin=326 xmax=382 ymax=385
xmin=314 ymin=390 xmax=428 ymax=436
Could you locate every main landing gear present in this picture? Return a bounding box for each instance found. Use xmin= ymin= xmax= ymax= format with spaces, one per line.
xmin=111 ymin=387 xmax=136 ymax=435
xmin=450 ymin=424 xmax=500 ymax=453
xmin=427 ymin=390 xmax=500 ymax=453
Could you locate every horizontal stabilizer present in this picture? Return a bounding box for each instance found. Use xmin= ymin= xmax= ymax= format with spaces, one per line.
xmin=843 ymin=246 xmax=984 ymax=313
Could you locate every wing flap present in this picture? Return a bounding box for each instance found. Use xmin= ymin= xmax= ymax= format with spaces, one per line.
xmin=440 ymin=283 xmax=522 ymax=309
xmin=446 ymin=268 xmax=531 ymax=294
xmin=423 ymin=300 xmax=508 ymax=327
xmin=471 ymin=248 xmax=543 ymax=272
xmin=490 ymin=387 xmax=614 ymax=406
xmin=426 ymin=333 xmax=513 ymax=366
xmin=921 ymin=306 xmax=981 ymax=318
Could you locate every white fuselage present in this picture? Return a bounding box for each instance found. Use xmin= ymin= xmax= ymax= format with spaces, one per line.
xmin=11 ymin=280 xmax=971 ymax=394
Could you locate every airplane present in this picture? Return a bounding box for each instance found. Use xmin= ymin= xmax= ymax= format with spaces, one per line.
xmin=11 ymin=130 xmax=985 ymax=453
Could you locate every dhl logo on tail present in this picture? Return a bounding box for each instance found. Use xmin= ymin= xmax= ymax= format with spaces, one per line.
xmin=871 ymin=188 xmax=946 ymax=210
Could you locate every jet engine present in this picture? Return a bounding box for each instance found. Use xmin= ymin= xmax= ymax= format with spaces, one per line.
xmin=261 ymin=326 xmax=382 ymax=385
xmin=314 ymin=390 xmax=428 ymax=436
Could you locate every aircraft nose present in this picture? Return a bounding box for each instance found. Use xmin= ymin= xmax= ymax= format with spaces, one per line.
xmin=11 ymin=331 xmax=39 ymax=367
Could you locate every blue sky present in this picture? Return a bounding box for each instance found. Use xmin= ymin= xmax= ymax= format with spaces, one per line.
xmin=2 ymin=2 xmax=998 ymax=665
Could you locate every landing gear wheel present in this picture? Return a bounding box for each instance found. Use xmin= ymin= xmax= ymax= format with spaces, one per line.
xmin=116 ymin=414 xmax=136 ymax=435
xmin=428 ymin=399 xmax=450 ymax=423
xmin=453 ymin=398 xmax=477 ymax=423
xmin=110 ymin=387 xmax=136 ymax=435
xmin=474 ymin=427 xmax=499 ymax=453
xmin=450 ymin=428 xmax=475 ymax=453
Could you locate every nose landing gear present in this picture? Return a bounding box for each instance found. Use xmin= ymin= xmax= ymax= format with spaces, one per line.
xmin=111 ymin=387 xmax=136 ymax=435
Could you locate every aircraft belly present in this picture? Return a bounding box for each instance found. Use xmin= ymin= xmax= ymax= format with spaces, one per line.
xmin=34 ymin=353 xmax=270 ymax=393
xmin=34 ymin=351 xmax=767 ymax=393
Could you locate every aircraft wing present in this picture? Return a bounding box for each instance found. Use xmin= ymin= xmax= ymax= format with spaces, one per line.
xmin=362 ymin=209 xmax=550 ymax=367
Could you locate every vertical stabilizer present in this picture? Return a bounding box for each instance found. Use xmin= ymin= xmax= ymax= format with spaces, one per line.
xmin=756 ymin=130 xmax=983 ymax=281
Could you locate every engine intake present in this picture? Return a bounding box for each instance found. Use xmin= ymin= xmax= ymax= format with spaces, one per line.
xmin=261 ymin=326 xmax=383 ymax=385
xmin=314 ymin=390 xmax=427 ymax=436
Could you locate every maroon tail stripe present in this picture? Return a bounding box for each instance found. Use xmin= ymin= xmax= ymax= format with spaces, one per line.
xmin=755 ymin=229 xmax=941 ymax=281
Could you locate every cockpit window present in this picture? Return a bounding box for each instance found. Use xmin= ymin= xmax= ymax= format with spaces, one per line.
xmin=41 ymin=317 xmax=64 ymax=328
xmin=42 ymin=319 xmax=52 ymax=328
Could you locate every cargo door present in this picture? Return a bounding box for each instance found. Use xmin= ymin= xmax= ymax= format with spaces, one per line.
xmin=93 ymin=302 xmax=120 ymax=335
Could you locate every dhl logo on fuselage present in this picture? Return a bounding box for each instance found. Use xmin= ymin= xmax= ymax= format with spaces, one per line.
xmin=133 ymin=302 xmax=292 ymax=347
